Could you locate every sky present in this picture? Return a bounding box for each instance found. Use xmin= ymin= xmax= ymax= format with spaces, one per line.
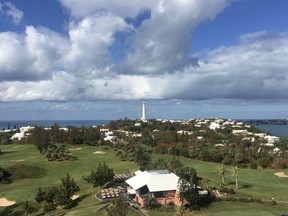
xmin=0 ymin=0 xmax=288 ymax=120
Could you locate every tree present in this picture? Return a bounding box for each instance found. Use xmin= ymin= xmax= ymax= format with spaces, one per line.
xmin=177 ymin=166 xmax=214 ymax=210
xmin=231 ymin=166 xmax=239 ymax=189
xmin=144 ymin=196 xmax=160 ymax=209
xmin=0 ymin=167 xmax=11 ymax=183
xmin=34 ymin=174 xmax=80 ymax=214
xmin=57 ymin=174 xmax=80 ymax=207
xmin=30 ymin=127 xmax=51 ymax=152
xmin=148 ymin=158 xmax=169 ymax=170
xmin=35 ymin=187 xmax=46 ymax=205
xmin=177 ymin=166 xmax=198 ymax=187
xmin=23 ymin=201 xmax=38 ymax=215
xmin=83 ymin=162 xmax=114 ymax=188
xmin=169 ymin=157 xmax=184 ymax=173
xmin=177 ymin=166 xmax=199 ymax=208
xmin=217 ymin=164 xmax=226 ymax=186
xmin=133 ymin=146 xmax=151 ymax=169
xmin=107 ymin=196 xmax=128 ymax=216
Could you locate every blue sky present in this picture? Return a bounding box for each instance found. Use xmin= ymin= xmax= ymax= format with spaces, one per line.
xmin=0 ymin=0 xmax=288 ymax=120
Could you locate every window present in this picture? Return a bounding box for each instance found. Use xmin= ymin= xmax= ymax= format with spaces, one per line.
xmin=154 ymin=192 xmax=164 ymax=198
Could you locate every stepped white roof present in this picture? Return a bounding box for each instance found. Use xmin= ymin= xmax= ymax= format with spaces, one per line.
xmin=126 ymin=170 xmax=179 ymax=192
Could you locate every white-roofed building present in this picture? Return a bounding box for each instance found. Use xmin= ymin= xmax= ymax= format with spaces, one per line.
xmin=10 ymin=132 xmax=26 ymax=140
xmin=264 ymin=135 xmax=279 ymax=144
xmin=125 ymin=170 xmax=180 ymax=207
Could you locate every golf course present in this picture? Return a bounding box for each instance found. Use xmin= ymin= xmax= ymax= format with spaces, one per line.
xmin=0 ymin=143 xmax=288 ymax=215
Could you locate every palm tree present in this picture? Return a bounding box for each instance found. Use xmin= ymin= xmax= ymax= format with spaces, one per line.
xmin=231 ymin=166 xmax=239 ymax=189
xmin=217 ymin=164 xmax=226 ymax=186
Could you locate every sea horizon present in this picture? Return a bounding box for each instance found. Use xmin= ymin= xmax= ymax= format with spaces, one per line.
xmin=0 ymin=120 xmax=111 ymax=129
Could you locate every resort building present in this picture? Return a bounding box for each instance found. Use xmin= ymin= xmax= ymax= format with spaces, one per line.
xmin=125 ymin=170 xmax=180 ymax=207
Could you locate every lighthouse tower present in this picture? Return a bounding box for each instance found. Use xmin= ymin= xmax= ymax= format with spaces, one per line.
xmin=141 ymin=101 xmax=147 ymax=122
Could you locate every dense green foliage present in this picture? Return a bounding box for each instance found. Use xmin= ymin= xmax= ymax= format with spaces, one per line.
xmin=177 ymin=166 xmax=215 ymax=210
xmin=7 ymin=164 xmax=46 ymax=180
xmin=83 ymin=162 xmax=114 ymax=188
xmin=144 ymin=196 xmax=161 ymax=209
xmin=28 ymin=125 xmax=102 ymax=161
xmin=42 ymin=144 xmax=77 ymax=161
xmin=35 ymin=174 xmax=80 ymax=212
xmin=109 ymin=119 xmax=288 ymax=169
xmin=21 ymin=118 xmax=288 ymax=169
xmin=107 ymin=196 xmax=129 ymax=216
xmin=29 ymin=124 xmax=102 ymax=150
xmin=0 ymin=166 xmax=11 ymax=183
xmin=0 ymin=131 xmax=14 ymax=145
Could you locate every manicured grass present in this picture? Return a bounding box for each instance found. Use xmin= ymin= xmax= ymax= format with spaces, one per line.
xmin=0 ymin=143 xmax=138 ymax=215
xmin=155 ymin=154 xmax=288 ymax=201
xmin=149 ymin=201 xmax=288 ymax=216
xmin=193 ymin=201 xmax=288 ymax=216
xmin=1 ymin=144 xmax=288 ymax=215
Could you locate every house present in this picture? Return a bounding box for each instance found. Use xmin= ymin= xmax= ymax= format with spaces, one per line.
xmin=232 ymin=129 xmax=249 ymax=135
xmin=10 ymin=132 xmax=26 ymax=140
xmin=125 ymin=170 xmax=180 ymax=207
xmin=264 ymin=135 xmax=279 ymax=144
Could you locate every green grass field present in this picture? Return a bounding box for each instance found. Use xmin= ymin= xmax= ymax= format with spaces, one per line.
xmin=0 ymin=144 xmax=138 ymax=215
xmin=155 ymin=154 xmax=288 ymax=201
xmin=1 ymin=144 xmax=288 ymax=215
xmin=150 ymin=201 xmax=288 ymax=216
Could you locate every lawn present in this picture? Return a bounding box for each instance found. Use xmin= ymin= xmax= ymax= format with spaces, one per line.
xmin=1 ymin=144 xmax=288 ymax=215
xmin=155 ymin=154 xmax=288 ymax=201
xmin=194 ymin=201 xmax=288 ymax=216
xmin=0 ymin=143 xmax=138 ymax=215
xmin=149 ymin=201 xmax=288 ymax=216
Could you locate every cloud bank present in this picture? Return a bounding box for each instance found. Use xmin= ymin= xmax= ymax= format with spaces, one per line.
xmin=1 ymin=0 xmax=288 ymax=103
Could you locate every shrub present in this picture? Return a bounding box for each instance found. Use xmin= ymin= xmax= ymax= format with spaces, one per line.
xmin=0 ymin=167 xmax=11 ymax=184
xmin=158 ymin=203 xmax=175 ymax=212
xmin=7 ymin=164 xmax=46 ymax=180
xmin=249 ymin=161 xmax=258 ymax=169
xmin=222 ymin=156 xmax=233 ymax=165
xmin=144 ymin=196 xmax=160 ymax=209
xmin=219 ymin=187 xmax=235 ymax=194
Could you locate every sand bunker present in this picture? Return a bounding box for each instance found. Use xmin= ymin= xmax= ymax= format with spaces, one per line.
xmin=71 ymin=194 xmax=80 ymax=200
xmin=92 ymin=151 xmax=106 ymax=154
xmin=69 ymin=148 xmax=82 ymax=151
xmin=0 ymin=198 xmax=16 ymax=207
xmin=9 ymin=159 xmax=24 ymax=162
xmin=274 ymin=172 xmax=288 ymax=177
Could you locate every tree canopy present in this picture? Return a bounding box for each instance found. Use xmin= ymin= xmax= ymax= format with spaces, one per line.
xmin=83 ymin=162 xmax=114 ymax=188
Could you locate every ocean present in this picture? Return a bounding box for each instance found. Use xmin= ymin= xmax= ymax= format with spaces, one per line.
xmin=0 ymin=120 xmax=110 ymax=130
xmin=254 ymin=124 xmax=288 ymax=138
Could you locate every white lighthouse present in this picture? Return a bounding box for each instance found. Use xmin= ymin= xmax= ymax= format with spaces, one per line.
xmin=141 ymin=101 xmax=147 ymax=122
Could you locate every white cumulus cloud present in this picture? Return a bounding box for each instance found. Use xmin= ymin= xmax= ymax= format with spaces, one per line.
xmin=1 ymin=0 xmax=288 ymax=105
